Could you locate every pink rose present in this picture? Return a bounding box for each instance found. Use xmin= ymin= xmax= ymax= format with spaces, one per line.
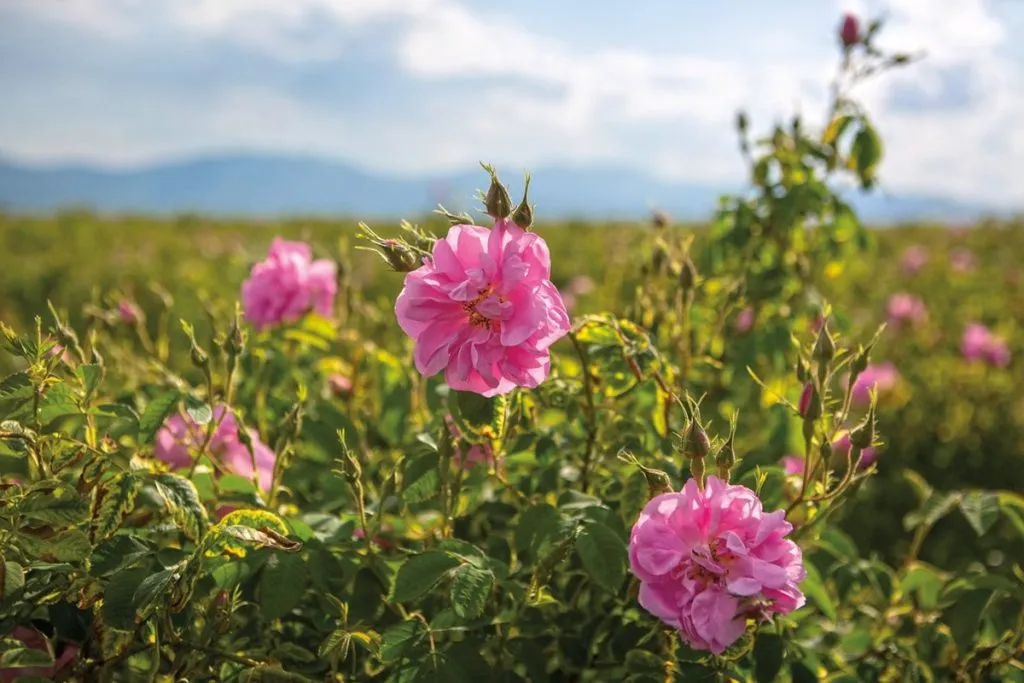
xmin=0 ymin=626 xmax=79 ymax=682
xmin=847 ymin=362 xmax=899 ymax=407
xmin=241 ymin=238 xmax=338 ymax=330
xmin=395 ymin=219 xmax=571 ymax=397
xmin=781 ymin=455 xmax=805 ymax=476
xmin=118 ymin=299 xmax=141 ymax=325
xmin=629 ymin=476 xmax=806 ymax=654
xmin=886 ymin=293 xmax=927 ymax=328
xmin=153 ymin=405 xmax=276 ymax=494
xmin=962 ymin=323 xmax=1011 ymax=367
xmin=734 ymin=307 xmax=755 ymax=334
xmin=950 ymin=248 xmax=976 ymax=273
xmin=899 ymin=245 xmax=928 ymax=275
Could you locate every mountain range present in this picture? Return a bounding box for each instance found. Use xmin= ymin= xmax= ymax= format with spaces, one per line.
xmin=0 ymin=152 xmax=1006 ymax=223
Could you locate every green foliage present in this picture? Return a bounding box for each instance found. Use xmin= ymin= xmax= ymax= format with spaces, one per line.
xmin=0 ymin=14 xmax=1022 ymax=683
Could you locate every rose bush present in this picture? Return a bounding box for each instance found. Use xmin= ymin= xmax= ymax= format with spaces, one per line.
xmin=1 ymin=13 xmax=1023 ymax=683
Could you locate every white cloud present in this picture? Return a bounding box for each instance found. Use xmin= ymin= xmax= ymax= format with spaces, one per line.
xmin=1 ymin=0 xmax=1023 ymax=207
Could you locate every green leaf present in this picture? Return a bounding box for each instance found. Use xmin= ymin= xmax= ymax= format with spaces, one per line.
xmin=259 ymin=552 xmax=309 ymax=620
xmin=0 ymin=371 xmax=33 ymax=401
xmin=514 ymin=504 xmax=562 ymax=556
xmin=184 ymin=393 xmax=213 ymax=425
xmin=0 ymin=558 xmax=25 ymax=603
xmin=380 ymin=621 xmax=426 ymax=663
xmin=754 ymin=633 xmax=784 ymax=683
xmin=901 ymin=562 xmax=945 ymax=609
xmin=138 ymin=389 xmax=183 ymax=446
xmin=318 ymin=629 xmax=351 ymax=660
xmin=18 ymin=485 xmax=89 ymax=526
xmin=153 ymin=473 xmax=210 ymax=541
xmin=91 ymin=472 xmax=142 ymax=542
xmin=37 ymin=382 xmax=80 ymax=424
xmin=20 ymin=528 xmax=91 ymax=562
xmin=101 ymin=567 xmax=150 ymax=630
xmin=959 ymin=492 xmax=1000 ymax=536
xmin=76 ymin=363 xmax=103 ymax=398
xmin=450 ymin=390 xmax=500 ymax=439
xmin=789 ymin=662 xmax=818 ymax=683
xmin=390 ymin=551 xmax=460 ymax=604
xmin=449 ymin=564 xmax=494 ymax=619
xmin=903 ymin=491 xmax=961 ymax=532
xmin=0 ymin=639 xmax=55 ymax=669
xmin=402 ymin=451 xmax=441 ymax=504
xmin=800 ymin=562 xmax=836 ymax=621
xmin=90 ymin=535 xmax=153 ymax=576
xmin=575 ymin=521 xmax=627 ymax=593
xmin=133 ymin=567 xmax=177 ymax=620
xmin=943 ymin=588 xmax=993 ymax=656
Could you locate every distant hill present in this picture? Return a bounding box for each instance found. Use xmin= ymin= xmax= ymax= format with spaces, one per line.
xmin=0 ymin=152 xmax=1001 ymax=223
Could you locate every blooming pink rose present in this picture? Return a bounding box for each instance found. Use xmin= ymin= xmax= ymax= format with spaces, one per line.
xmin=241 ymin=238 xmax=338 ymax=331
xmin=154 ymin=405 xmax=276 ymax=494
xmin=118 ymin=299 xmax=141 ymax=325
xmin=832 ymin=432 xmax=877 ymax=468
xmin=0 ymin=626 xmax=79 ymax=682
xmin=886 ymin=293 xmax=926 ymax=328
xmin=848 ymin=362 xmax=899 ymax=407
xmin=899 ymin=245 xmax=928 ymax=275
xmin=629 ymin=476 xmax=806 ymax=654
xmin=962 ymin=323 xmax=1011 ymax=367
xmin=734 ymin=307 xmax=755 ymax=334
xmin=949 ymin=248 xmax=976 ymax=273
xmin=395 ymin=220 xmax=571 ymax=397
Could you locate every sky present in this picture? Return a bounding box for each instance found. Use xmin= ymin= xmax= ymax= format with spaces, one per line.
xmin=1 ymin=0 xmax=1023 ymax=208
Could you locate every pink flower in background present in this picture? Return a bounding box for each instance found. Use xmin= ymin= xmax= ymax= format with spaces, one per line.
xmin=832 ymin=432 xmax=878 ymax=468
xmin=839 ymin=13 xmax=860 ymax=47
xmin=118 ymin=299 xmax=141 ymax=325
xmin=0 ymin=626 xmax=79 ymax=682
xmin=781 ymin=456 xmax=805 ymax=476
xmin=154 ymin=405 xmax=276 ymax=494
xmin=395 ymin=220 xmax=571 ymax=397
xmin=629 ymin=476 xmax=805 ymax=654
xmin=949 ymin=248 xmax=976 ymax=273
xmin=445 ymin=415 xmax=496 ymax=470
xmin=567 ymin=275 xmax=595 ymax=296
xmin=327 ymin=373 xmax=353 ymax=397
xmin=899 ymin=245 xmax=928 ymax=275
xmin=241 ymin=238 xmax=337 ymax=330
xmin=886 ymin=293 xmax=927 ymax=328
xmin=734 ymin=307 xmax=755 ymax=334
xmin=848 ymin=362 xmax=899 ymax=407
xmin=962 ymin=323 xmax=1011 ymax=367
xmin=560 ymin=291 xmax=578 ymax=313
xmin=46 ymin=341 xmax=72 ymax=363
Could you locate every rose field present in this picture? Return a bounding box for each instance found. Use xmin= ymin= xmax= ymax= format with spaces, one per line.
xmin=2 ymin=14 xmax=1024 ymax=683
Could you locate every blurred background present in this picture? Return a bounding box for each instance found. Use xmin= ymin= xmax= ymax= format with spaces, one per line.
xmin=2 ymin=0 xmax=1024 ymax=584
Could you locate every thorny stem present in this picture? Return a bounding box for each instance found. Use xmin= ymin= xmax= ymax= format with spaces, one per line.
xmin=569 ymin=331 xmax=599 ymax=492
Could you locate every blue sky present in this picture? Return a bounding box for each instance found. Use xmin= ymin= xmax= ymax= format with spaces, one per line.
xmin=1 ymin=0 xmax=1023 ymax=207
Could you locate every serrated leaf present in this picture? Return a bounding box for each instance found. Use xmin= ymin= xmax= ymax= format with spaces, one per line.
xmin=138 ymin=389 xmax=183 ymax=446
xmin=0 ymin=558 xmax=25 ymax=602
xmin=576 ymin=521 xmax=626 ymax=593
xmin=91 ymin=472 xmax=142 ymax=542
xmin=318 ymin=629 xmax=351 ymax=660
xmin=259 ymin=552 xmax=309 ymax=620
xmin=0 ymin=639 xmax=55 ymax=669
xmin=449 ymin=564 xmax=493 ymax=620
xmin=153 ymin=473 xmax=210 ymax=541
xmin=101 ymin=567 xmax=150 ymax=630
xmin=402 ymin=451 xmax=441 ymax=504
xmin=390 ymin=552 xmax=460 ymax=604
xmin=958 ymin=491 xmax=999 ymax=536
xmin=18 ymin=486 xmax=89 ymax=526
xmin=206 ymin=509 xmax=300 ymax=557
xmin=514 ymin=504 xmax=563 ymax=555
xmin=90 ymin=535 xmax=153 ymax=576
xmin=0 ymin=371 xmax=33 ymax=401
xmin=133 ymin=567 xmax=177 ymax=620
xmin=19 ymin=528 xmax=91 ymax=562
xmin=76 ymin=363 xmax=103 ymax=400
xmin=903 ymin=491 xmax=961 ymax=532
xmin=380 ymin=621 xmax=426 ymax=663
xmin=184 ymin=394 xmax=213 ymax=425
